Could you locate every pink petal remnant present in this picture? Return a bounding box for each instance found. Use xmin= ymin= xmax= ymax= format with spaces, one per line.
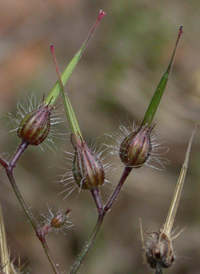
xmin=50 ymin=44 xmax=55 ymax=55
xmin=98 ymin=10 xmax=106 ymax=21
xmin=175 ymin=25 xmax=183 ymax=49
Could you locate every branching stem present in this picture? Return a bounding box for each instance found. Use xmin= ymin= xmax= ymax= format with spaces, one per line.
xmin=70 ymin=166 xmax=133 ymax=274
xmin=0 ymin=141 xmax=61 ymax=274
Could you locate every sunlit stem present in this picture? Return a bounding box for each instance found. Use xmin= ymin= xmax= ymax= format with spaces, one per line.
xmin=163 ymin=124 xmax=197 ymax=237
xmin=142 ymin=26 xmax=183 ymax=128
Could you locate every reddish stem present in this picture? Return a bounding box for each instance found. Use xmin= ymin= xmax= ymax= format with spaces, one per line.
xmin=90 ymin=187 xmax=103 ymax=214
xmin=104 ymin=166 xmax=133 ymax=212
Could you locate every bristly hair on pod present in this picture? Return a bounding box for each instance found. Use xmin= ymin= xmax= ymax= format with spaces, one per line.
xmin=108 ymin=121 xmax=170 ymax=170
xmin=7 ymin=93 xmax=63 ymax=151
xmin=40 ymin=206 xmax=73 ymax=235
xmin=59 ymin=135 xmax=111 ymax=199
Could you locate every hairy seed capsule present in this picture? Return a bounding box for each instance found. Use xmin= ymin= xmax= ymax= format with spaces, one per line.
xmin=17 ymin=102 xmax=53 ymax=145
xmin=51 ymin=209 xmax=70 ymax=229
xmin=119 ymin=124 xmax=154 ymax=168
xmin=71 ymin=133 xmax=105 ymax=190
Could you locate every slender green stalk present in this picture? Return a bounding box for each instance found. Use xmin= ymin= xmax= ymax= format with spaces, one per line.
xmin=5 ymin=169 xmax=61 ymax=274
xmin=70 ymin=214 xmax=104 ymax=274
xmin=0 ymin=141 xmax=61 ymax=274
xmin=50 ymin=44 xmax=82 ymax=138
xmin=36 ymin=229 xmax=61 ymax=274
xmin=142 ymin=26 xmax=183 ymax=127
xmin=6 ymin=167 xmax=38 ymax=231
xmin=45 ymin=10 xmax=106 ymax=107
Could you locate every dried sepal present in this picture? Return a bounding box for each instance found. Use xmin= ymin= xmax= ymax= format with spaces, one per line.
xmin=71 ymin=133 xmax=105 ymax=190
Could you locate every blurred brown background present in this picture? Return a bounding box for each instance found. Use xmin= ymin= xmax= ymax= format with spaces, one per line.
xmin=0 ymin=1 xmax=200 ymax=273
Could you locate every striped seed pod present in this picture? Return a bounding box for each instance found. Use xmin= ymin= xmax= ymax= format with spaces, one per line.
xmin=71 ymin=133 xmax=105 ymax=190
xmin=119 ymin=124 xmax=154 ymax=168
xmin=17 ymin=102 xmax=53 ymax=145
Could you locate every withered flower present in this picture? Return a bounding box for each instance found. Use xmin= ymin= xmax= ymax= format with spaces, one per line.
xmin=144 ymin=230 xmax=175 ymax=274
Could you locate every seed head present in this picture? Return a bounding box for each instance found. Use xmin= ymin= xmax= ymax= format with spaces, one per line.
xmin=71 ymin=133 xmax=105 ymax=190
xmin=17 ymin=101 xmax=53 ymax=145
xmin=144 ymin=231 xmax=175 ymax=274
xmin=119 ymin=124 xmax=154 ymax=168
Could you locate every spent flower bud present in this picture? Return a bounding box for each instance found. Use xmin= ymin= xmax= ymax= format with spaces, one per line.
xmin=119 ymin=124 xmax=154 ymax=168
xmin=144 ymin=231 xmax=175 ymax=273
xmin=41 ymin=207 xmax=72 ymax=235
xmin=51 ymin=209 xmax=71 ymax=229
xmin=17 ymin=101 xmax=53 ymax=145
xmin=71 ymin=133 xmax=105 ymax=190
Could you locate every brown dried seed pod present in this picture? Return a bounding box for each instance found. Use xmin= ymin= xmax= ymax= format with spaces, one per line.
xmin=144 ymin=231 xmax=175 ymax=273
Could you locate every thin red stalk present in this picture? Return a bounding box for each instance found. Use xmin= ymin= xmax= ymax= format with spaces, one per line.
xmin=9 ymin=141 xmax=28 ymax=168
xmin=84 ymin=10 xmax=106 ymax=46
xmin=50 ymin=44 xmax=66 ymax=97
xmin=90 ymin=187 xmax=103 ymax=214
xmin=37 ymin=229 xmax=61 ymax=274
xmin=0 ymin=157 xmax=8 ymax=168
xmin=104 ymin=166 xmax=133 ymax=212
